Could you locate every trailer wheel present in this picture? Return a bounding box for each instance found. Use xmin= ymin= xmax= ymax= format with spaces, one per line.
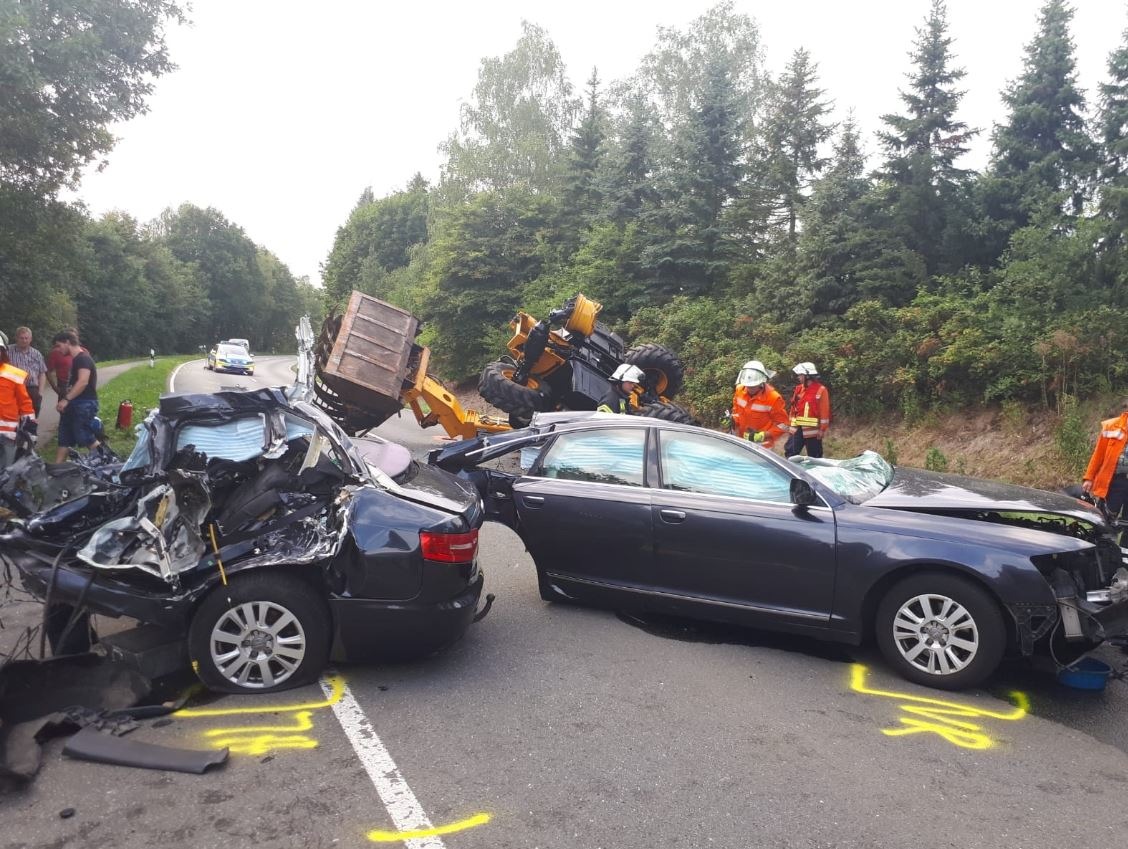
xmin=624 ymin=343 xmax=685 ymax=399
xmin=640 ymin=401 xmax=697 ymax=425
xmin=479 ymin=361 xmax=544 ymax=416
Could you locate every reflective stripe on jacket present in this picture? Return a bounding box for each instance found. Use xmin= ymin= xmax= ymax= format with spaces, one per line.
xmin=1083 ymin=412 xmax=1128 ymax=500
xmin=0 ymin=363 xmax=33 ymax=438
xmin=731 ymin=384 xmax=790 ymax=447
xmin=789 ymin=380 xmax=831 ymax=439
xmin=597 ymin=386 xmax=633 ymax=415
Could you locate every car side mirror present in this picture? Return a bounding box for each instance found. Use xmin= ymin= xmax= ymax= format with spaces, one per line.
xmin=790 ymin=478 xmax=818 ymax=507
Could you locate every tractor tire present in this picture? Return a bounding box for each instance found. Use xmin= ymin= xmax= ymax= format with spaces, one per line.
xmin=625 ymin=343 xmax=685 ymax=399
xmin=640 ymin=402 xmax=696 ymax=425
xmin=479 ymin=361 xmax=544 ymax=417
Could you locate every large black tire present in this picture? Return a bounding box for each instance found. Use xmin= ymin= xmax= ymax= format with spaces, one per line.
xmin=625 ymin=343 xmax=685 ymax=399
xmin=478 ymin=361 xmax=544 ymax=416
xmin=875 ymin=572 xmax=1006 ymax=691
xmin=188 ymin=572 xmax=331 ymax=694
xmin=640 ymin=401 xmax=696 ymax=425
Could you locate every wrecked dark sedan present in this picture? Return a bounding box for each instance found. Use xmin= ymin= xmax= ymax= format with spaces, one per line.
xmin=431 ymin=412 xmax=1128 ymax=690
xmin=0 ymin=388 xmax=488 ymax=694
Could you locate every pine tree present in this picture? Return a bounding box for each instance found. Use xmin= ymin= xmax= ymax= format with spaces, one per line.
xmin=758 ymin=49 xmax=833 ymax=241
xmin=1096 ymin=19 xmax=1128 ymax=303
xmin=1098 ymin=21 xmax=1128 ymax=236
xmin=876 ymin=0 xmax=976 ymax=276
xmin=982 ymin=0 xmax=1096 ymax=255
xmin=640 ymin=58 xmax=745 ymax=298
xmin=601 ymin=94 xmax=661 ymax=224
xmin=559 ymin=69 xmax=607 ymax=248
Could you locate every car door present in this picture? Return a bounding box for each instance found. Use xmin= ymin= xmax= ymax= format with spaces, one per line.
xmin=515 ymin=426 xmax=653 ymax=590
xmin=650 ymin=429 xmax=837 ymax=623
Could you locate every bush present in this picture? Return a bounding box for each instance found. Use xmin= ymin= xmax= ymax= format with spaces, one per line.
xmin=925 ymin=447 xmax=948 ymax=472
xmin=1054 ymin=393 xmax=1090 ymax=477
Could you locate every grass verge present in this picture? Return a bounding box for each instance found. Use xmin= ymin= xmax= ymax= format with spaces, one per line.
xmin=42 ymin=355 xmax=199 ymax=459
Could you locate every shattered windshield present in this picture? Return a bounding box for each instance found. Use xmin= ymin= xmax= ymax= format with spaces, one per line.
xmin=790 ymin=450 xmax=894 ymax=504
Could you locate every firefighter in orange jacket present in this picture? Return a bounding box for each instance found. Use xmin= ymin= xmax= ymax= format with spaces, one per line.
xmin=730 ymin=360 xmax=790 ymax=450
xmin=784 ymin=361 xmax=830 ymax=458
xmin=0 ymin=330 xmax=36 ymax=469
xmin=1082 ymin=402 xmax=1128 ymax=518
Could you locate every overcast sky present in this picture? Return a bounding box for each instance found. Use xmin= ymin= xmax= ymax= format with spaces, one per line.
xmin=73 ymin=0 xmax=1127 ymax=284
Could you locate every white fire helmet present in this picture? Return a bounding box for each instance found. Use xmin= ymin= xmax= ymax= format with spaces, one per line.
xmin=737 ymin=360 xmax=774 ymax=388
xmin=792 ymin=361 xmax=818 ymax=377
xmin=611 ymin=363 xmax=645 ymax=384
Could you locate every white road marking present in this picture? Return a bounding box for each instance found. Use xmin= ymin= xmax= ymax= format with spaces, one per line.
xmin=167 ymin=359 xmax=200 ymax=392
xmin=320 ymin=674 xmax=445 ymax=848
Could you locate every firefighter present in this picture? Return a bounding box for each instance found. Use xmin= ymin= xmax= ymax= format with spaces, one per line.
xmin=0 ymin=330 xmax=36 ymax=469
xmin=730 ymin=360 xmax=790 ymax=449
xmin=598 ymin=364 xmax=644 ymax=414
xmin=785 ymin=361 xmax=830 ymax=458
xmin=1081 ymin=399 xmax=1128 ymax=520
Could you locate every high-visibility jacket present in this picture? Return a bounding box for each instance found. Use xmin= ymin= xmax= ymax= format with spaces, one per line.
xmin=731 ymin=384 xmax=790 ymax=448
xmin=789 ymin=379 xmax=831 ymax=439
xmin=597 ymin=385 xmax=637 ymax=415
xmin=0 ymin=363 xmax=34 ymax=440
xmin=1083 ymin=412 xmax=1128 ymax=499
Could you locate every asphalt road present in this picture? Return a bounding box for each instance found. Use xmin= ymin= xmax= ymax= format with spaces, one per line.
xmin=3 ymin=360 xmax=1128 ymax=849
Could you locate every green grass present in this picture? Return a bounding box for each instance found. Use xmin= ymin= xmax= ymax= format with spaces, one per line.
xmin=42 ymin=355 xmax=199 ymax=459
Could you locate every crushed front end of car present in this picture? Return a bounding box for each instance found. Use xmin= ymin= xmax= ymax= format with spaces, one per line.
xmin=797 ymin=453 xmax=1128 ymax=658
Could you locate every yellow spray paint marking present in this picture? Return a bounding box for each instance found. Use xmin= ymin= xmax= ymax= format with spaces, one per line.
xmin=200 ymin=710 xmax=318 ymax=755
xmin=849 ymin=663 xmax=1029 ymax=750
xmin=366 ymin=812 xmax=491 ymax=843
xmin=205 ymin=734 xmax=321 ymax=756
xmin=175 ymin=675 xmax=346 ymax=755
xmin=174 ymin=674 xmax=345 ymax=718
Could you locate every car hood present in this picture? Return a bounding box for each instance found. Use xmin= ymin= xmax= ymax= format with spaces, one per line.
xmin=867 ymin=467 xmax=1102 ymax=525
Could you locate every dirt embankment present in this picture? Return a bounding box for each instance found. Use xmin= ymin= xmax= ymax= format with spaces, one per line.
xmin=445 ymin=381 xmax=1106 ymax=492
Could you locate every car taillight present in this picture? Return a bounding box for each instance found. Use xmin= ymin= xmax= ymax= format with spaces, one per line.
xmin=419 ymin=529 xmax=479 ymax=563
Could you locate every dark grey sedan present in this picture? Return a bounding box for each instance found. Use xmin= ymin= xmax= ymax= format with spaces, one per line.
xmin=432 ymin=412 xmax=1128 ymax=690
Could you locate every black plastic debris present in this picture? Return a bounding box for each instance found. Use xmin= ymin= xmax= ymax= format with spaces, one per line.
xmin=63 ymin=727 xmax=228 ymax=774
xmin=0 ymin=653 xmax=149 ymax=785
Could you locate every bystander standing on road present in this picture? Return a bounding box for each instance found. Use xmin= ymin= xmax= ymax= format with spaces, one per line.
xmin=7 ymin=326 xmax=47 ymax=417
xmin=0 ymin=331 xmax=36 ymax=470
xmin=45 ymin=327 xmax=79 ymax=399
xmin=52 ymin=330 xmax=100 ymax=463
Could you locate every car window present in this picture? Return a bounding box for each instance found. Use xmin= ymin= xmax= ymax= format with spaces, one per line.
xmin=217 ymin=345 xmax=248 ymax=358
xmin=537 ymin=428 xmax=646 ymax=487
xmin=659 ymin=431 xmax=792 ymax=503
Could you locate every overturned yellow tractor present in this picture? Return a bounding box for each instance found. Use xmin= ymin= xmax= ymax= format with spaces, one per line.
xmin=478 ymin=294 xmax=693 ymax=427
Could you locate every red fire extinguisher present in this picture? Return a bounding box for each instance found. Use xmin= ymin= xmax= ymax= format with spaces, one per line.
xmin=116 ymin=399 xmax=133 ymax=430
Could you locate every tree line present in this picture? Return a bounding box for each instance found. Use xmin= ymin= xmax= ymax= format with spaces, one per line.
xmin=1 ymin=0 xmax=320 ymax=359
xmin=323 ymin=0 xmax=1128 ymax=425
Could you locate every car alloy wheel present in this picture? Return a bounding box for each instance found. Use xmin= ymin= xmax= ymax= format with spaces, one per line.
xmin=189 ymin=572 xmax=330 ymax=694
xmin=209 ymin=600 xmax=307 ymax=689
xmin=891 ymin=592 xmax=979 ymax=675
xmin=876 ymin=573 xmax=1005 ymax=690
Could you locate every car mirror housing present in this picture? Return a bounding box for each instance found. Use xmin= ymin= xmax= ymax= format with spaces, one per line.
xmin=790 ymin=478 xmax=818 ymax=507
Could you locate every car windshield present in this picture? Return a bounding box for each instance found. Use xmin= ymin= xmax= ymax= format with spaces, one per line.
xmin=217 ymin=344 xmax=248 ymax=358
xmin=789 ymin=450 xmax=894 ymax=504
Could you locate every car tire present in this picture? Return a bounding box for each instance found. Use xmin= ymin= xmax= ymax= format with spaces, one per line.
xmin=479 ymin=361 xmax=544 ymax=416
xmin=875 ymin=573 xmax=1005 ymax=691
xmin=188 ymin=572 xmax=331 ymax=694
xmin=624 ymin=343 xmax=685 ymax=399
